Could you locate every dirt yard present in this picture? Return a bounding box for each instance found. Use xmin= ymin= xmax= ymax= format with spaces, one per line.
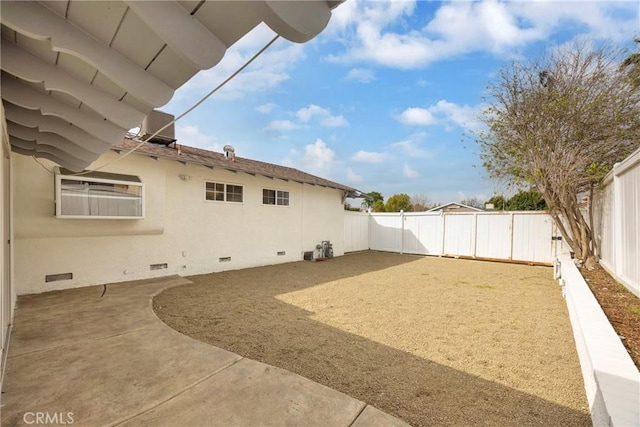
xmin=154 ymin=252 xmax=590 ymax=427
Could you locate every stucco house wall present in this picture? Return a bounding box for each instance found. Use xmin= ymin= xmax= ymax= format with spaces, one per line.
xmin=13 ymin=148 xmax=347 ymax=295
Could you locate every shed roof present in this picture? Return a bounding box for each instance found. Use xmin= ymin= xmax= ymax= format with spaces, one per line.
xmin=428 ymin=202 xmax=484 ymax=212
xmin=112 ymin=138 xmax=366 ymax=198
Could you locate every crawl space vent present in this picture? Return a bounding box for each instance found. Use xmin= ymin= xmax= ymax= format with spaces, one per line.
xmin=277 ymin=251 xmax=286 ymax=256
xmin=150 ymin=263 xmax=168 ymax=271
xmin=45 ymin=273 xmax=73 ymax=282
xmin=219 ymin=257 xmax=231 ymax=262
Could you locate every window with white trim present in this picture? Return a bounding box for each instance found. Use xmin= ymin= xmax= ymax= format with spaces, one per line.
xmin=263 ymin=189 xmax=289 ymax=206
xmin=55 ymin=170 xmax=144 ymax=219
xmin=205 ymin=181 xmax=243 ymax=203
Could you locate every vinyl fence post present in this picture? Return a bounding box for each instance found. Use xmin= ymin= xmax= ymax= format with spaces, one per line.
xmin=400 ymin=210 xmax=404 ymax=254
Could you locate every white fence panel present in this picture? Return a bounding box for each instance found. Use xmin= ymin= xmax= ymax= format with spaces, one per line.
xmin=617 ymin=161 xmax=639 ymax=295
xmin=344 ymin=212 xmax=369 ymax=252
xmin=512 ymin=213 xmax=555 ymax=263
xmin=475 ymin=213 xmax=512 ymax=260
xmin=369 ymin=213 xmax=403 ymax=253
xmin=403 ymin=213 xmax=443 ymax=255
xmin=593 ymin=147 xmax=640 ymax=297
xmin=345 ymin=210 xmax=556 ymax=265
xmin=443 ymin=214 xmax=474 ymax=257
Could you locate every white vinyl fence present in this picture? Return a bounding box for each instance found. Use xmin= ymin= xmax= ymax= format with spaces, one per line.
xmin=592 ymin=147 xmax=640 ymax=297
xmin=345 ymin=211 xmax=559 ymax=265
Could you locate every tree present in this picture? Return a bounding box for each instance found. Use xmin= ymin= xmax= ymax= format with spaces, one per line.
xmin=506 ymin=189 xmax=547 ymax=211
xmin=621 ymin=37 xmax=640 ymax=87
xmin=410 ymin=194 xmax=432 ymax=212
xmin=372 ymin=200 xmax=386 ymax=212
xmin=385 ymin=193 xmax=412 ymax=212
xmin=361 ymin=191 xmax=383 ymax=210
xmin=343 ymin=202 xmax=361 ymax=212
xmin=460 ymin=198 xmax=484 ymax=209
xmin=486 ymin=195 xmax=506 ymax=210
xmin=476 ymin=40 xmax=640 ymax=263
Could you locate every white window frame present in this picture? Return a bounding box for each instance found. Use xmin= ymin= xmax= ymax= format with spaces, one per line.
xmin=55 ymin=171 xmax=145 ymax=219
xmin=205 ymin=181 xmax=244 ymax=204
xmin=262 ymin=188 xmax=290 ymax=207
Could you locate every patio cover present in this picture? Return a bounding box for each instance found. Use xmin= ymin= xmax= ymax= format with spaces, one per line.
xmin=0 ymin=0 xmax=343 ymax=171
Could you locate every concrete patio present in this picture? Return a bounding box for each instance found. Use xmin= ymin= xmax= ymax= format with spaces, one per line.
xmin=1 ymin=275 xmax=408 ymax=427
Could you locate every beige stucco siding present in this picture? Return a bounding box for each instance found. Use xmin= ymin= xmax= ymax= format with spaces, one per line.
xmin=13 ymin=151 xmax=346 ymax=294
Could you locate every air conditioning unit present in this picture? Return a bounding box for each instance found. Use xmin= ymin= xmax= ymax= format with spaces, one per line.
xmin=141 ymin=110 xmax=176 ymax=144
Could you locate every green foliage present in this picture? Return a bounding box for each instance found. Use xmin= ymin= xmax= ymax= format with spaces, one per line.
xmin=385 ymin=193 xmax=413 ymax=212
xmin=361 ymin=191 xmax=384 ymax=210
xmin=486 ymin=195 xmax=506 ymax=210
xmin=372 ymin=200 xmax=386 ymax=212
xmin=505 ymin=189 xmax=547 ymax=211
xmin=486 ymin=190 xmax=547 ymax=211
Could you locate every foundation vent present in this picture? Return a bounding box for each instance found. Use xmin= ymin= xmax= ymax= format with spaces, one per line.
xmin=277 ymin=251 xmax=286 ymax=256
xmin=150 ymin=263 xmax=168 ymax=270
xmin=219 ymin=257 xmax=231 ymax=262
xmin=45 ymin=273 xmax=73 ymax=282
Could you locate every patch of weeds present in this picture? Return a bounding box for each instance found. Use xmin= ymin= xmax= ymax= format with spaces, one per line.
xmin=629 ymin=305 xmax=640 ymax=316
xmin=476 ymin=284 xmax=495 ymax=289
xmin=618 ymin=283 xmax=630 ymax=292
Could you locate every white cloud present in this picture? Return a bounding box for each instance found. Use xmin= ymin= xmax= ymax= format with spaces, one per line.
xmin=397 ymin=100 xmax=483 ymax=130
xmin=403 ymin=164 xmax=419 ymax=179
xmin=296 ymin=105 xmax=326 ymax=122
xmin=352 ymin=150 xmax=389 ymax=163
xmin=324 ymin=0 xmax=637 ymax=69
xmin=346 ymin=68 xmax=376 ymax=83
xmin=171 ymin=24 xmax=305 ymax=101
xmin=391 ymin=139 xmax=432 ymax=158
xmin=256 ymin=103 xmax=277 ymax=114
xmin=264 ymin=120 xmax=299 ymax=131
xmin=302 ymin=139 xmax=336 ymax=169
xmin=285 ymin=139 xmax=337 ymax=174
xmin=397 ymin=107 xmax=436 ymax=126
xmin=320 ymin=115 xmax=348 ymax=128
xmin=347 ymin=168 xmax=364 ymax=184
xmin=176 ymin=125 xmax=221 ymax=151
xmin=296 ymin=104 xmax=349 ymax=127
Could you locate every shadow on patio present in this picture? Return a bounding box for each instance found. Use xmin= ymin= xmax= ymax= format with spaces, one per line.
xmin=1 ymin=273 xmax=408 ymax=427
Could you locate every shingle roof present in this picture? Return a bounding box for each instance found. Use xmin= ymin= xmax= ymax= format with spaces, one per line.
xmin=113 ymin=138 xmax=365 ymax=197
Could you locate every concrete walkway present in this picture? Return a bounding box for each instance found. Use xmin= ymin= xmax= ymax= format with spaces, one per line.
xmin=1 ymin=276 xmax=409 ymax=427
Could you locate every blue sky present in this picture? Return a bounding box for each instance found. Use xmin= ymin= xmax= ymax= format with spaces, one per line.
xmin=163 ymin=0 xmax=639 ymax=205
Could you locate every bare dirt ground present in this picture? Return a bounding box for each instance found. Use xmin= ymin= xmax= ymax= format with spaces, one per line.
xmin=582 ymin=265 xmax=640 ymax=370
xmin=154 ymin=252 xmax=590 ymax=427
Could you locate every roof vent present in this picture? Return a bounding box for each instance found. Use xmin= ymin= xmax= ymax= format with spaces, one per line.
xmin=223 ymin=145 xmax=236 ymax=161
xmin=141 ymin=110 xmax=176 ymax=145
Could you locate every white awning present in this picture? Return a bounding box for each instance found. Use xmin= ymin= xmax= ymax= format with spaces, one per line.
xmin=0 ymin=0 xmax=342 ymax=171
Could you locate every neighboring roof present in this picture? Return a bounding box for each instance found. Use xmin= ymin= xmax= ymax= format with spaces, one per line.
xmin=428 ymin=202 xmax=484 ymax=212
xmin=1 ymin=0 xmax=343 ymax=172
xmin=112 ymin=138 xmax=366 ymax=198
